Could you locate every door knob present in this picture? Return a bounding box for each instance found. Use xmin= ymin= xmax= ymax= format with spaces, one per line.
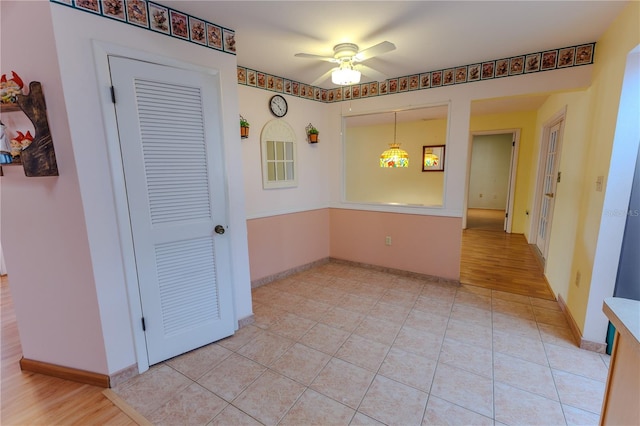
xmin=214 ymin=225 xmax=225 ymax=235
xmin=545 ymin=193 xmax=554 ymax=198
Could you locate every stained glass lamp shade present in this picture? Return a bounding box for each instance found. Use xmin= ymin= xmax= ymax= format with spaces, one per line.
xmin=380 ymin=112 xmax=409 ymax=168
xmin=380 ymin=143 xmax=409 ymax=167
xmin=423 ymin=148 xmax=439 ymax=167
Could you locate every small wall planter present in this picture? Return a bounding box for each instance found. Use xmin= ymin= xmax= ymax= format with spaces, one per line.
xmin=306 ymin=123 xmax=319 ymax=144
xmin=240 ymin=115 xmax=250 ymax=139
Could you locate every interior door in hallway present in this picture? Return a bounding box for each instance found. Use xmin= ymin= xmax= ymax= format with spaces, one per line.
xmin=467 ymin=132 xmax=517 ymax=232
xmin=535 ymin=121 xmax=562 ymax=261
xmin=108 ymin=56 xmax=234 ymax=365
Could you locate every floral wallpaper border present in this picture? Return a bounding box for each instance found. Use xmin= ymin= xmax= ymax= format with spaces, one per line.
xmin=238 ymin=42 xmax=595 ymax=103
xmin=50 ymin=0 xmax=236 ymax=55
xmin=47 ymin=0 xmax=595 ymax=103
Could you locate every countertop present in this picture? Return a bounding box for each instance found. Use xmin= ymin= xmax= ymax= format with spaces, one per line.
xmin=603 ymin=297 xmax=640 ymax=345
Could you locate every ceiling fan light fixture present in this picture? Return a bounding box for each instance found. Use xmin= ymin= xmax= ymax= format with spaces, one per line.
xmin=296 ymin=40 xmax=395 ymax=86
xmin=331 ymin=61 xmax=361 ymax=86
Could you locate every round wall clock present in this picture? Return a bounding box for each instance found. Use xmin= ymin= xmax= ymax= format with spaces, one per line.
xmin=269 ymin=95 xmax=288 ymax=117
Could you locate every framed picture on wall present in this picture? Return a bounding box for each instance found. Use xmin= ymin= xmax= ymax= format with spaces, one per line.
xmin=207 ymin=24 xmax=223 ymax=49
xmin=149 ymin=2 xmax=169 ymax=33
xmin=422 ymin=145 xmax=445 ymax=172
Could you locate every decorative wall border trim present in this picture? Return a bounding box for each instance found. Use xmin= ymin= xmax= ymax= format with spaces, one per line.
xmin=48 ymin=1 xmax=594 ymax=103
xmin=238 ymin=42 xmax=596 ymax=103
xmin=50 ymin=0 xmax=236 ymax=55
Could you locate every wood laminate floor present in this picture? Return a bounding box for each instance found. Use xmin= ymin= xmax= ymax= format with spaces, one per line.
xmin=460 ymin=228 xmax=555 ymax=301
xmin=466 ymin=208 xmax=505 ymax=231
xmin=0 ymin=275 xmax=136 ymax=425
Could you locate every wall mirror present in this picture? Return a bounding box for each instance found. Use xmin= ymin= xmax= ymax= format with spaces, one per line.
xmin=343 ymin=104 xmax=449 ymax=206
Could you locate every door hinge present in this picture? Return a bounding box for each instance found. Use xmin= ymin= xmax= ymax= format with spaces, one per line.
xmin=557 ymin=171 xmax=562 ymax=183
xmin=141 ymin=317 xmax=146 ymax=331
xmin=110 ymin=86 xmax=116 ymax=104
xmin=512 ymin=141 xmax=515 ymax=146
xmin=505 ymin=212 xmax=509 ymax=218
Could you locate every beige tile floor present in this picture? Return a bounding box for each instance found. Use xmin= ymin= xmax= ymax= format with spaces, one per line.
xmin=112 ymin=262 xmax=610 ymax=425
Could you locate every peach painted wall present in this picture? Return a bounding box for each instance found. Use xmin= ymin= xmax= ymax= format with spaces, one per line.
xmin=329 ymin=209 xmax=462 ymax=280
xmin=247 ymin=209 xmax=330 ymax=282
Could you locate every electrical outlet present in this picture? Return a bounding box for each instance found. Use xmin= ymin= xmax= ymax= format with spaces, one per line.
xmin=575 ymin=270 xmax=581 ymax=287
xmin=385 ymin=236 xmax=392 ymax=246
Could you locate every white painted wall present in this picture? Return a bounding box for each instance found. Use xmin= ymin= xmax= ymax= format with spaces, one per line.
xmin=2 ymin=0 xmax=602 ymax=376
xmin=325 ymin=68 xmax=593 ymax=220
xmin=239 ymin=85 xmax=330 ymax=219
xmin=40 ymin=4 xmax=249 ymax=374
xmin=468 ymin=134 xmax=513 ymax=209
xmin=241 ymin=66 xmax=595 ymax=223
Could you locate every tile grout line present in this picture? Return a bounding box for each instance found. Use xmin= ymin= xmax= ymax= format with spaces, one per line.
xmin=420 ymin=286 xmax=456 ymax=425
xmin=266 ymin=274 xmax=387 ymax=424
xmin=116 ymin=263 xmax=606 ymax=426
xmin=341 ymin=277 xmax=409 ymax=421
xmin=541 ymin=316 xmax=570 ymax=426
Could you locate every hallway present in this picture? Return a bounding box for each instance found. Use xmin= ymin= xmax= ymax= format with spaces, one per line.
xmin=460 ymin=228 xmax=555 ymax=301
xmin=466 ymin=208 xmax=505 ymax=231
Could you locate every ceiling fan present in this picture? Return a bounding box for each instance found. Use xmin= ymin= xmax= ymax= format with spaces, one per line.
xmin=295 ymin=41 xmax=396 ymax=86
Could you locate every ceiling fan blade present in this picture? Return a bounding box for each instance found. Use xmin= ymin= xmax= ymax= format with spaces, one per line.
xmin=294 ymin=53 xmax=338 ymax=63
xmin=354 ymin=41 xmax=396 ymax=61
xmin=310 ymin=68 xmax=336 ymax=86
xmin=357 ymin=64 xmax=388 ymax=82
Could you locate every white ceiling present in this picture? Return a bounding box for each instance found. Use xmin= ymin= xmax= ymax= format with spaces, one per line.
xmin=164 ymin=0 xmax=627 ymax=111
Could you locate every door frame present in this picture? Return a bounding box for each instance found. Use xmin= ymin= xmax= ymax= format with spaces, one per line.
xmin=463 ymin=129 xmax=520 ymax=233
xmin=530 ymin=107 xmax=566 ymax=265
xmin=92 ymin=41 xmax=231 ymax=374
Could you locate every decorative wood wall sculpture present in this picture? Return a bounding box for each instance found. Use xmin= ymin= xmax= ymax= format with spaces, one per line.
xmin=1 ymin=81 xmax=59 ymax=177
xmin=17 ymin=82 xmax=58 ymax=176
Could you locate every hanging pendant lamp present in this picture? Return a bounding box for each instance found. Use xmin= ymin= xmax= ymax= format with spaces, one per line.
xmin=380 ymin=112 xmax=409 ymax=168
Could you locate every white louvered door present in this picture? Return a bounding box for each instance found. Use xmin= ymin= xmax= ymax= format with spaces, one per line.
xmin=108 ymin=56 xmax=234 ymax=365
